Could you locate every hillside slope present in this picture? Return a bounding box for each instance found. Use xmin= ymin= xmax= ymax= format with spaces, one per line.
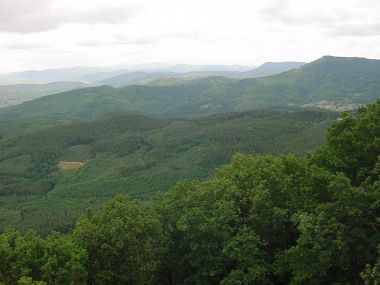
xmin=0 ymin=77 xmax=235 ymax=119
xmin=0 ymin=108 xmax=337 ymax=232
xmin=242 ymin=61 xmax=305 ymax=77
xmin=0 ymin=56 xmax=378 ymax=119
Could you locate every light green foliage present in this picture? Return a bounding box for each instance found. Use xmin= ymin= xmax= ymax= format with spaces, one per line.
xmin=314 ymin=101 xmax=380 ymax=185
xmin=73 ymin=196 xmax=165 ymax=285
xmin=275 ymin=101 xmax=380 ymax=284
xmin=361 ymin=247 xmax=380 ymax=285
xmin=41 ymin=233 xmax=87 ymax=285
xmin=0 ymin=231 xmax=86 ymax=285
xmin=18 ymin=276 xmax=46 ymax=285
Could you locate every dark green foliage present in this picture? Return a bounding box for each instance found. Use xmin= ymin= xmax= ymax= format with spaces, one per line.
xmin=313 ymin=102 xmax=380 ymax=185
xmin=0 ymin=197 xmax=164 ymax=285
xmin=74 ymin=196 xmax=165 ymax=285
xmin=154 ymin=100 xmax=380 ymax=284
xmin=0 ymin=230 xmax=86 ymax=285
xmin=0 ymin=108 xmax=336 ymax=233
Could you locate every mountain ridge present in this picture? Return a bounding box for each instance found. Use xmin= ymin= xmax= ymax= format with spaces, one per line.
xmin=1 ymin=55 xmax=378 ymax=118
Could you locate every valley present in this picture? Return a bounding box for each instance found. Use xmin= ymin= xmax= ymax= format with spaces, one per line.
xmin=0 ymin=107 xmax=337 ymax=233
xmin=0 ymin=55 xmax=378 ymax=234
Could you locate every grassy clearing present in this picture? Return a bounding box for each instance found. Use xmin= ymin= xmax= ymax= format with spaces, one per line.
xmin=58 ymin=161 xmax=84 ymax=170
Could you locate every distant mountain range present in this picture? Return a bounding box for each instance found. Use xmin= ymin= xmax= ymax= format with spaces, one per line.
xmin=98 ymin=62 xmax=306 ymax=87
xmin=0 ymin=64 xmax=250 ymax=85
xmin=0 ymin=61 xmax=306 ymax=107
xmin=242 ymin=61 xmax=305 ymax=77
xmin=0 ymin=67 xmax=101 ymax=85
xmin=0 ymin=81 xmax=87 ymax=108
xmin=1 ymin=56 xmax=378 ymax=118
xmin=0 ymin=61 xmax=306 ymax=86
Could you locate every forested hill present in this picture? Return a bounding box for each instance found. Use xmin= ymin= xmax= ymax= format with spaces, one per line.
xmin=0 ymin=77 xmax=236 ymax=119
xmin=0 ymin=100 xmax=379 ymax=285
xmin=1 ymin=56 xmax=379 ymax=119
xmin=0 ymin=107 xmax=336 ymax=233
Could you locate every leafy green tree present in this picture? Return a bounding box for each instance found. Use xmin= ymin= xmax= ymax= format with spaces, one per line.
xmin=0 ymin=230 xmax=45 ymax=285
xmin=276 ymin=100 xmax=380 ymax=284
xmin=17 ymin=276 xmax=46 ymax=285
xmin=41 ymin=233 xmax=87 ymax=285
xmin=73 ymin=196 xmax=165 ymax=285
xmin=157 ymin=154 xmax=312 ymax=284
xmin=0 ymin=230 xmax=20 ymax=284
xmin=361 ymin=246 xmax=380 ymax=285
xmin=156 ymin=99 xmax=380 ymax=284
xmin=0 ymin=230 xmax=86 ymax=285
xmin=313 ymin=100 xmax=380 ymax=185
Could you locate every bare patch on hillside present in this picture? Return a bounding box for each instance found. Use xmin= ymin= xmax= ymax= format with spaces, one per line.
xmin=58 ymin=161 xmax=84 ymax=170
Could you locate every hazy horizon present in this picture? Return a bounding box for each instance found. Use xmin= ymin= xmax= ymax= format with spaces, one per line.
xmin=1 ymin=0 xmax=379 ymax=73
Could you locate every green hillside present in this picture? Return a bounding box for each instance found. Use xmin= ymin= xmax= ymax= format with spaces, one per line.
xmin=1 ymin=56 xmax=378 ymax=119
xmin=0 ymin=108 xmax=337 ymax=233
xmin=0 ymin=77 xmax=235 ymax=119
xmin=99 ymin=71 xmax=175 ymax=86
xmin=165 ymin=56 xmax=380 ymax=115
xmin=0 ymin=100 xmax=378 ymax=285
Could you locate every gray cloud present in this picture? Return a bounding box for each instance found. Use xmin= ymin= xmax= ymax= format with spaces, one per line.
xmin=261 ymin=0 xmax=339 ymax=27
xmin=328 ymin=0 xmax=380 ymax=37
xmin=61 ymin=6 xmax=140 ymax=25
xmin=330 ymin=23 xmax=380 ymax=37
xmin=1 ymin=0 xmax=380 ymax=73
xmin=0 ymin=0 xmax=140 ymax=34
xmin=0 ymin=0 xmax=58 ymax=33
xmin=261 ymin=0 xmax=380 ymax=37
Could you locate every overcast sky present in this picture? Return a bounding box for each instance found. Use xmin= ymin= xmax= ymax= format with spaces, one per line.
xmin=0 ymin=0 xmax=379 ymax=72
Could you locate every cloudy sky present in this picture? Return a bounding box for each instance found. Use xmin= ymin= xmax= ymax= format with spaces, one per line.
xmin=0 ymin=0 xmax=379 ymax=72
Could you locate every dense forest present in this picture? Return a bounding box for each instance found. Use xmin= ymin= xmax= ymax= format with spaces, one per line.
xmin=0 ymin=100 xmax=379 ymax=284
xmin=0 ymin=107 xmax=336 ymax=233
